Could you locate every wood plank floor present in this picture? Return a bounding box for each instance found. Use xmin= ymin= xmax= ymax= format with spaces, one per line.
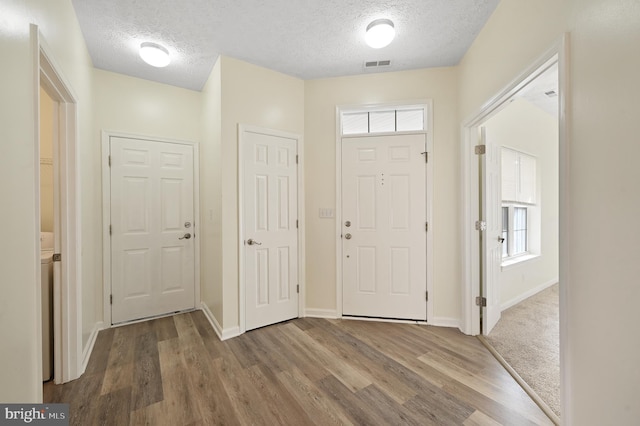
xmin=44 ymin=312 xmax=552 ymax=425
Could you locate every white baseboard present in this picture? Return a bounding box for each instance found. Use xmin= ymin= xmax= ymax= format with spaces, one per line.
xmin=200 ymin=302 xmax=241 ymax=341
xmin=80 ymin=321 xmax=104 ymax=375
xmin=501 ymin=278 xmax=558 ymax=311
xmin=429 ymin=317 xmax=461 ymax=328
xmin=304 ymin=308 xmax=340 ymax=319
xmin=343 ymin=316 xmax=428 ymax=326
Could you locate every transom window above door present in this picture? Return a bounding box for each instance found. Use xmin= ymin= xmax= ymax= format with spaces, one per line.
xmin=341 ymin=107 xmax=426 ymax=135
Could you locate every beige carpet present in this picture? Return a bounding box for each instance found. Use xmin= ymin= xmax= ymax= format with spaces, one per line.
xmin=485 ymin=283 xmax=560 ymax=417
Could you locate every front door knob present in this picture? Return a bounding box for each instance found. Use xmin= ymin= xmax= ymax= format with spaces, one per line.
xmin=345 ymin=233 xmax=352 ymax=240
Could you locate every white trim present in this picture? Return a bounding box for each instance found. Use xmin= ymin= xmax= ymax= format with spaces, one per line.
xmin=80 ymin=322 xmax=104 ymax=374
xmin=101 ymin=131 xmax=201 ymax=327
xmin=34 ymin=26 xmax=83 ymax=385
xmin=343 ymin=316 xmax=428 ymax=326
xmin=305 ymin=309 xmax=340 ymax=319
xmin=429 ymin=317 xmax=462 ymax=329
xmin=557 ymin=34 xmax=572 ymax=426
xmin=501 ymin=254 xmax=540 ymax=269
xmin=201 ymin=302 xmax=241 ymax=341
xmin=238 ymin=124 xmax=305 ymax=335
xmin=460 ymin=37 xmax=567 ymax=337
xmin=335 ymin=100 xmax=434 ymax=323
xmin=501 ymin=278 xmax=558 ymax=311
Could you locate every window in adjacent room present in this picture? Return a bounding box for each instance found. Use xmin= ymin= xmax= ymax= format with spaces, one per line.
xmin=501 ymin=147 xmax=538 ymax=265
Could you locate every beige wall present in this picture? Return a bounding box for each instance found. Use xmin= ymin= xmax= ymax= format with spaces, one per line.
xmin=304 ymin=68 xmax=460 ymax=321
xmin=93 ymin=69 xmax=201 ymax=142
xmin=200 ymin=59 xmax=223 ymax=321
xmin=459 ymin=0 xmax=640 ymax=422
xmin=0 ymin=0 xmax=94 ymax=402
xmin=483 ymin=99 xmax=559 ymax=307
xmin=218 ymin=56 xmax=305 ymax=330
xmin=40 ymin=86 xmax=55 ymax=232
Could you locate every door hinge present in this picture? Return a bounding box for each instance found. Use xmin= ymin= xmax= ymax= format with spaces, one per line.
xmin=421 ymin=152 xmax=428 ymax=163
xmin=296 ymin=155 xmax=299 ymax=164
xmin=296 ymin=284 xmax=300 ymax=294
xmin=108 ymin=155 xmax=111 ymax=167
xmin=426 ymin=291 xmax=429 ymax=301
xmin=296 ymin=219 xmax=299 ymax=229
xmin=475 ymin=220 xmax=487 ymax=231
xmin=475 ymin=145 xmax=486 ymax=155
xmin=425 ymin=222 xmax=429 ymax=232
xmin=476 ymin=296 xmax=487 ymax=307
xmin=109 ymin=224 xmax=112 ymax=235
xmin=52 ymin=253 xmax=61 ymax=262
xmin=110 ymin=294 xmax=113 ymax=305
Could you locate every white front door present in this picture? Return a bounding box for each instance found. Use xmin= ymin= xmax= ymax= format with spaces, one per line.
xmin=242 ymin=128 xmax=299 ymax=331
xmin=110 ymin=137 xmax=196 ymax=324
xmin=480 ymin=127 xmax=502 ymax=334
xmin=342 ymin=134 xmax=427 ymax=320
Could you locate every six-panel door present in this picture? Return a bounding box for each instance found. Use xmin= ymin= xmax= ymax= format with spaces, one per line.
xmin=342 ymin=134 xmax=427 ymax=320
xmin=110 ymin=137 xmax=195 ymax=324
xmin=243 ymin=130 xmax=299 ymax=331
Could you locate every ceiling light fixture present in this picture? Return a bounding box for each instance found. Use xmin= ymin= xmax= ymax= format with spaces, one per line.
xmin=365 ymin=19 xmax=395 ymax=49
xmin=139 ymin=42 xmax=171 ymax=67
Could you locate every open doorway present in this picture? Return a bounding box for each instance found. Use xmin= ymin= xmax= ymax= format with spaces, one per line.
xmin=39 ymin=85 xmax=57 ymax=384
xmin=461 ymin=37 xmax=568 ymax=425
xmin=36 ymin=27 xmax=82 ymax=385
xmin=480 ymin=61 xmax=560 ymax=419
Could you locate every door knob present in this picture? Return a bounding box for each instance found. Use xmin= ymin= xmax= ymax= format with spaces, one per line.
xmin=345 ymin=233 xmax=352 ymax=240
xmin=179 ymin=233 xmax=192 ymax=240
xmin=247 ymin=238 xmax=262 ymax=246
xmin=498 ymin=236 xmax=505 ymax=243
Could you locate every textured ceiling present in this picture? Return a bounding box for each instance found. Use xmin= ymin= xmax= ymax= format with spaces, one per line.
xmin=71 ymin=0 xmax=500 ymax=91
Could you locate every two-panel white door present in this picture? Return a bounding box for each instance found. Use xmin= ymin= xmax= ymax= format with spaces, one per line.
xmin=480 ymin=127 xmax=502 ymax=334
xmin=243 ymin=129 xmax=299 ymax=331
xmin=342 ymin=134 xmax=427 ymax=320
xmin=110 ymin=137 xmax=195 ymax=324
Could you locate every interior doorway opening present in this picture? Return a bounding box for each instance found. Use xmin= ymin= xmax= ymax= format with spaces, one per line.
xmin=461 ymin=36 xmax=569 ymax=425
xmin=35 ymin=26 xmax=82 ymax=385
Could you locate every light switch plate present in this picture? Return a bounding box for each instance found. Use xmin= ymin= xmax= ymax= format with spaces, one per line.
xmin=319 ymin=208 xmax=334 ymax=218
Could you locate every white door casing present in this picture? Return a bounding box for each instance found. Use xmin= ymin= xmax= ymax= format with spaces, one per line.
xmin=480 ymin=127 xmax=502 ymax=334
xmin=342 ymin=134 xmax=427 ymax=320
xmin=110 ymin=137 xmax=196 ymax=324
xmin=242 ymin=128 xmax=300 ymax=331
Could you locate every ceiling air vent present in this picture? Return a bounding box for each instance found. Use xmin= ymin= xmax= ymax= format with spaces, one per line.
xmin=364 ymin=60 xmax=392 ymax=71
xmin=544 ymin=90 xmax=558 ymax=98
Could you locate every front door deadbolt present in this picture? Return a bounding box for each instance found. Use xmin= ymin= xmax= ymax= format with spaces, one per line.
xmin=345 ymin=221 xmax=351 ymax=227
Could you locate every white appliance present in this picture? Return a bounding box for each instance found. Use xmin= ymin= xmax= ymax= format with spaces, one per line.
xmin=40 ymin=232 xmax=54 ymax=381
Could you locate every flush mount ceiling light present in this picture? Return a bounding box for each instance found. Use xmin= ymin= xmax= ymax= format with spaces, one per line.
xmin=365 ymin=18 xmax=395 ymax=49
xmin=139 ymin=42 xmax=170 ymax=67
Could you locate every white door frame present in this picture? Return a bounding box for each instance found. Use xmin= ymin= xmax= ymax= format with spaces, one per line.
xmin=335 ymin=101 xmax=434 ymax=323
xmin=460 ymin=36 xmax=568 ymax=337
xmin=33 ymin=26 xmax=82 ymax=384
xmin=238 ymin=124 xmax=305 ymax=334
xmin=101 ymin=131 xmax=201 ymax=327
